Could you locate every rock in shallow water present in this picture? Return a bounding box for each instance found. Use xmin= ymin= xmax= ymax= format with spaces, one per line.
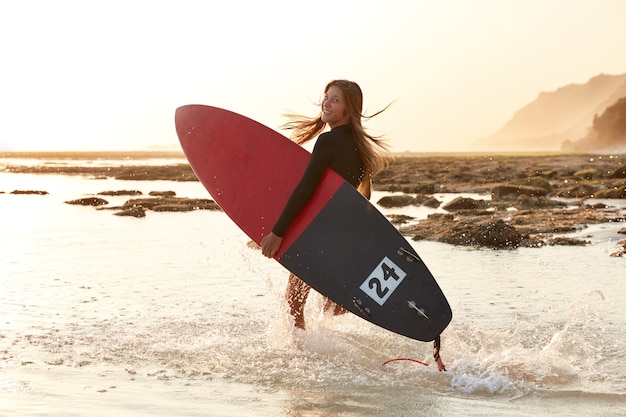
xmin=98 ymin=190 xmax=143 ymax=196
xmin=114 ymin=207 xmax=146 ymax=218
xmin=65 ymin=197 xmax=109 ymax=206
xmin=11 ymin=190 xmax=49 ymax=195
xmin=377 ymin=194 xmax=419 ymax=208
xmin=122 ymin=197 xmax=220 ymax=211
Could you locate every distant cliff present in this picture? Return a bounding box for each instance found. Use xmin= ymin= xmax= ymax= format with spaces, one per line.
xmin=474 ymin=73 xmax=626 ymax=151
xmin=563 ymin=96 xmax=626 ymax=152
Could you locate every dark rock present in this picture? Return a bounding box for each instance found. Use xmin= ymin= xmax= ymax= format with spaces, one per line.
xmin=422 ymin=196 xmax=441 ymax=208
xmin=611 ymin=164 xmax=626 ymax=178
xmin=377 ymin=194 xmax=418 ymax=208
xmin=411 ymin=218 xmax=524 ymax=249
xmin=114 ymin=207 xmax=146 ymax=217
xmin=96 ymin=205 xmax=124 ymax=211
xmin=413 ymin=184 xmax=437 ymax=194
xmin=382 ymin=183 xmax=404 ymax=192
xmin=594 ymin=184 xmax=626 ymax=198
xmin=514 ymin=224 xmax=579 ymax=235
xmin=152 ymin=204 xmax=194 ymax=212
xmin=554 ymin=183 xmax=598 ymax=198
xmin=98 ymin=190 xmax=143 ymax=196
xmin=515 ymin=195 xmax=567 ymax=209
xmin=429 ymin=213 xmax=455 ymax=221
xmin=516 ymin=176 xmax=553 ymax=191
xmin=149 ymin=191 xmax=176 ymax=197
xmin=610 ymin=239 xmax=626 ymax=257
xmin=455 ymin=209 xmax=494 ymax=217
xmin=548 ymin=237 xmax=588 ymax=246
xmin=387 ymin=214 xmax=415 ymax=225
xmin=400 ymin=199 xmax=626 ymax=250
xmin=491 ymin=184 xmax=549 ymax=200
xmin=573 ymin=168 xmax=599 ymax=180
xmin=10 ymin=190 xmax=49 ymax=195
xmin=113 ymin=165 xmax=196 ymax=181
xmin=123 ymin=197 xmax=221 ymax=211
xmin=455 ymin=219 xmax=523 ymax=248
xmin=3 ymin=163 xmax=197 ymax=181
xmin=65 ymin=197 xmax=109 ymax=206
xmin=442 ymin=197 xmax=487 ymax=211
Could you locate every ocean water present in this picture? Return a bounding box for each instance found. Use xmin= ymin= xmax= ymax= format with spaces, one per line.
xmin=1 ymin=158 xmax=625 ymax=417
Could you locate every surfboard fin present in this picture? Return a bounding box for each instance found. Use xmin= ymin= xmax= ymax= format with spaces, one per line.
xmin=407 ymin=300 xmax=429 ymax=320
xmin=352 ymin=297 xmax=371 ymax=318
xmin=397 ymin=247 xmax=423 ymax=263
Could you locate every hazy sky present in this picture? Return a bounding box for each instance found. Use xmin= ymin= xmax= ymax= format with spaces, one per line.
xmin=1 ymin=0 xmax=625 ymax=152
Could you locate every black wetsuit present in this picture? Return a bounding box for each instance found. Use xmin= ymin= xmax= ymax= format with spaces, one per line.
xmin=272 ymin=124 xmax=364 ymax=237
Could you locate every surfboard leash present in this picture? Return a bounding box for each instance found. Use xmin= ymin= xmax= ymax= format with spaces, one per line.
xmin=382 ymin=357 xmax=429 ymax=367
xmin=433 ymin=334 xmax=446 ymax=372
xmin=382 ymin=335 xmax=447 ymax=371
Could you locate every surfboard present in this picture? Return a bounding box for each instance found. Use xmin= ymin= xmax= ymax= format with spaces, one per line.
xmin=175 ymin=105 xmax=452 ymax=342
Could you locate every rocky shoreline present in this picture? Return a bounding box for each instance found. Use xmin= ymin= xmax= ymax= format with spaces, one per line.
xmin=3 ymin=153 xmax=626 ymax=256
xmin=376 ymin=154 xmax=626 ymax=256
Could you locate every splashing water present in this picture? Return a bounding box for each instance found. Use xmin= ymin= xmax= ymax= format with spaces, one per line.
xmin=1 ymin=169 xmax=624 ymax=416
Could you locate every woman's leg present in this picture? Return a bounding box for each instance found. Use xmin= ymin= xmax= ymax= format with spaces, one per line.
xmin=323 ymin=297 xmax=348 ymax=316
xmin=286 ymin=273 xmax=311 ymax=329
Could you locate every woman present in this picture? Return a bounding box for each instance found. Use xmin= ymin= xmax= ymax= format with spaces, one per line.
xmin=261 ymin=80 xmax=391 ymax=329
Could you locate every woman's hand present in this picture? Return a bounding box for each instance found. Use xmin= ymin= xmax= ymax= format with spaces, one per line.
xmin=260 ymin=232 xmax=283 ymax=258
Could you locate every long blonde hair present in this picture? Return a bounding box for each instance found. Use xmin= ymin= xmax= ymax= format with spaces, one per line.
xmin=282 ymin=80 xmax=391 ymax=198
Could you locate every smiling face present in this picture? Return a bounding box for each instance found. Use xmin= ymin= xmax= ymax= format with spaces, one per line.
xmin=321 ymin=85 xmax=350 ymax=128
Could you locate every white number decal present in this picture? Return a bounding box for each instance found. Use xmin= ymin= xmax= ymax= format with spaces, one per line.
xmin=359 ymin=257 xmax=407 ymax=306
